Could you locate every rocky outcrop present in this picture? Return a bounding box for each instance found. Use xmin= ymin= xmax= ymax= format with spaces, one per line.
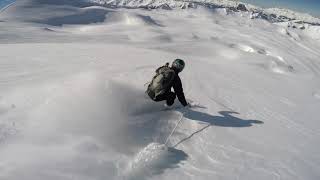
xmin=236 ymin=4 xmax=247 ymax=12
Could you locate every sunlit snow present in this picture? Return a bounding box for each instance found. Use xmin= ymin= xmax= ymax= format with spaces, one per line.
xmin=0 ymin=0 xmax=320 ymax=180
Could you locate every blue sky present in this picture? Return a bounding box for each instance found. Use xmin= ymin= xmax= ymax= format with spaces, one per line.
xmin=241 ymin=0 xmax=320 ymax=17
xmin=0 ymin=0 xmax=15 ymax=10
xmin=0 ymin=0 xmax=320 ymax=17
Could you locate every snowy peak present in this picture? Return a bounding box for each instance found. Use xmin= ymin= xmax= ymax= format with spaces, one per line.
xmin=7 ymin=0 xmax=320 ymax=26
xmin=86 ymin=0 xmax=202 ymax=9
xmin=84 ymin=0 xmax=320 ymax=25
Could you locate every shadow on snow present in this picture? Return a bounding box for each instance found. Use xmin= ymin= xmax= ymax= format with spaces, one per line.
xmin=185 ymin=110 xmax=263 ymax=127
xmin=173 ymin=110 xmax=264 ymax=147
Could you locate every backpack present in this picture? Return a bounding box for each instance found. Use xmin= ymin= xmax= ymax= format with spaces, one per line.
xmin=146 ymin=63 xmax=176 ymax=100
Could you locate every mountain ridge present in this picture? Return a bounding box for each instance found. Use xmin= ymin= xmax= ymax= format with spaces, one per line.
xmin=82 ymin=0 xmax=320 ymax=25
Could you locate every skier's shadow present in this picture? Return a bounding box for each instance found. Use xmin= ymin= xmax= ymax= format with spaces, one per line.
xmin=173 ymin=110 xmax=263 ymax=148
xmin=184 ymin=110 xmax=263 ymax=127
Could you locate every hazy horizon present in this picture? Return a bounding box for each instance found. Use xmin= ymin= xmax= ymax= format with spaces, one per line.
xmin=0 ymin=0 xmax=320 ymax=18
xmin=241 ymin=0 xmax=320 ymax=17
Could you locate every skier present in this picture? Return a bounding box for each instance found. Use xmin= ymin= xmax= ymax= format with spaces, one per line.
xmin=146 ymin=59 xmax=189 ymax=107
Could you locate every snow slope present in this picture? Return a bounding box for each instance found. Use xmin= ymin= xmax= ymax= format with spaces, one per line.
xmin=1 ymin=0 xmax=320 ymax=180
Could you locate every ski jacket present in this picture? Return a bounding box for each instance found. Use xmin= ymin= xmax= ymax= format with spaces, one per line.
xmin=169 ymin=69 xmax=188 ymax=106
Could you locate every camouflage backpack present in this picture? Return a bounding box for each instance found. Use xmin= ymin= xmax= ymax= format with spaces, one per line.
xmin=146 ymin=63 xmax=176 ymax=100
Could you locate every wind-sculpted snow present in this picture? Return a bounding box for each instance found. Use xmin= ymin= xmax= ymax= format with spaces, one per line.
xmin=34 ymin=7 xmax=111 ymax=26
xmin=1 ymin=0 xmax=320 ymax=180
xmin=0 ymin=68 xmax=188 ymax=180
xmin=124 ymin=142 xmax=187 ymax=180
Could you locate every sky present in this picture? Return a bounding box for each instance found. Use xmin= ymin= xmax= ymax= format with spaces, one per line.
xmin=0 ymin=0 xmax=15 ymax=10
xmin=0 ymin=0 xmax=320 ymax=17
xmin=241 ymin=0 xmax=320 ymax=17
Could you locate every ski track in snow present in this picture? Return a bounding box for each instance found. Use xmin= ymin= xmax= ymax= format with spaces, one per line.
xmin=0 ymin=0 xmax=320 ymax=180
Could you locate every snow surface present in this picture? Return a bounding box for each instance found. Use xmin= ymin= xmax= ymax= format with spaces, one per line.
xmin=0 ymin=0 xmax=320 ymax=180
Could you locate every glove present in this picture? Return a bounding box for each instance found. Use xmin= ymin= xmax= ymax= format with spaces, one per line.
xmin=185 ymin=103 xmax=192 ymax=108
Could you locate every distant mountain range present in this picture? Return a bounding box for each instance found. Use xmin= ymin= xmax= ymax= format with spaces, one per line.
xmin=83 ymin=0 xmax=320 ymax=26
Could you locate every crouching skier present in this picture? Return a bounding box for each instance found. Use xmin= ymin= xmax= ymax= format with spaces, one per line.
xmin=146 ymin=59 xmax=189 ymax=107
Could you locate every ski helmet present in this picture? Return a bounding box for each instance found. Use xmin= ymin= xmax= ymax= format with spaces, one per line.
xmin=172 ymin=59 xmax=185 ymax=72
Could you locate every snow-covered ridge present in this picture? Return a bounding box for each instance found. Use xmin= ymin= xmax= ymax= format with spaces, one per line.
xmin=84 ymin=0 xmax=320 ymax=25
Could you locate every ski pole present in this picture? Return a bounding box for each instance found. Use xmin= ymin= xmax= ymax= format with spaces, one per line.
xmin=164 ymin=109 xmax=187 ymax=146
